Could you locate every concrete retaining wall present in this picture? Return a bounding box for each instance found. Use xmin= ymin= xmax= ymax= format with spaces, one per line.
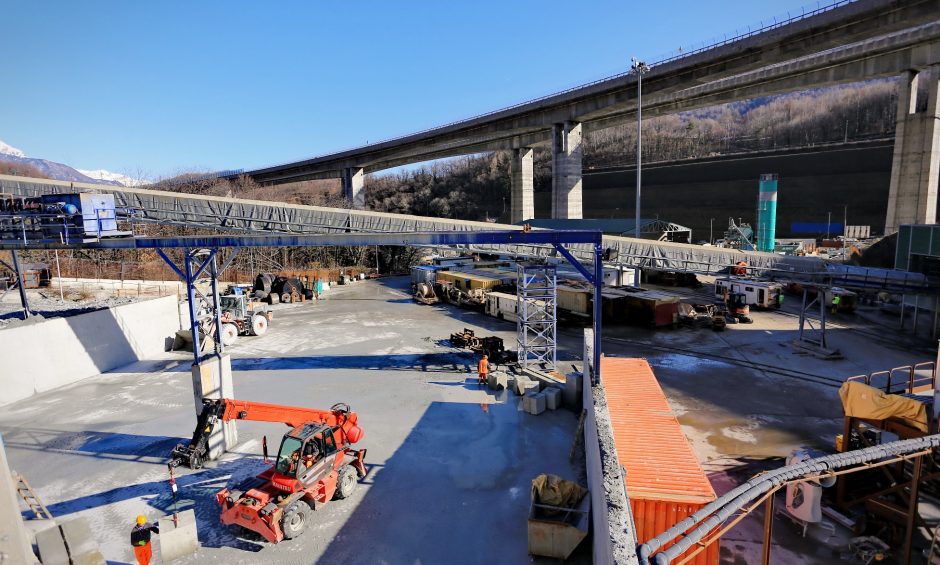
xmin=583 ymin=330 xmax=638 ymax=565
xmin=0 ymin=295 xmax=182 ymax=406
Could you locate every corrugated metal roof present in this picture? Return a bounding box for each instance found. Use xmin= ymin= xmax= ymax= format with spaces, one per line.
xmin=603 ymin=357 xmax=716 ymax=504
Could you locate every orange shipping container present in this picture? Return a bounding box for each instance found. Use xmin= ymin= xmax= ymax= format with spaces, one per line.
xmin=602 ymin=357 xmax=720 ymax=565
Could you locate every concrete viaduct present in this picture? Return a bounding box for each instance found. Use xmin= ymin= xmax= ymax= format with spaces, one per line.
xmin=237 ymin=0 xmax=940 ymax=234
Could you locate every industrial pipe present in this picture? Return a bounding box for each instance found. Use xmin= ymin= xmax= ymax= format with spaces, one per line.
xmin=638 ymin=434 xmax=940 ymax=564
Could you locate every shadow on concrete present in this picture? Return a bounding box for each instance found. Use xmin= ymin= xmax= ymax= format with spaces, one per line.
xmin=3 ymin=429 xmax=180 ymax=466
xmin=427 ymin=377 xmax=489 ymax=391
xmin=40 ymin=456 xmax=270 ymax=552
xmin=65 ymin=307 xmax=139 ymax=373
xmin=316 ymin=399 xmax=585 ymax=564
xmin=229 ymin=352 xmax=476 ymax=373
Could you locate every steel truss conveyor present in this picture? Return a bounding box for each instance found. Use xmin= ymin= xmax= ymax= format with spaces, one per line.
xmin=0 ymin=175 xmax=933 ymax=294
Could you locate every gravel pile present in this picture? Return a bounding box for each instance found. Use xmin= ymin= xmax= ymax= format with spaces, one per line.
xmin=592 ymin=384 xmax=640 ymax=564
xmin=0 ymin=292 xmax=140 ymax=329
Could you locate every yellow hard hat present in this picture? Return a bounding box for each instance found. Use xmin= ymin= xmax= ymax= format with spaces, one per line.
xmin=136 ymin=515 xmax=147 ymax=525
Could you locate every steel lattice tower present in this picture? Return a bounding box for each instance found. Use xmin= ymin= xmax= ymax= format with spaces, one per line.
xmin=516 ymin=264 xmax=557 ymax=370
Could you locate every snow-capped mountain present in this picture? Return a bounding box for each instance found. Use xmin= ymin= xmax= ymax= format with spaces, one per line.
xmin=77 ymin=169 xmax=146 ymax=187
xmin=0 ymin=140 xmax=26 ymax=158
xmin=0 ymin=138 xmax=147 ymax=187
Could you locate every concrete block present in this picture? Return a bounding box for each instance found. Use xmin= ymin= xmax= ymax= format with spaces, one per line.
xmin=487 ymin=371 xmax=508 ymax=391
xmin=524 ymin=393 xmax=547 ymax=415
xmin=23 ymin=518 xmax=57 ymax=546
xmin=158 ymin=510 xmax=199 ymax=562
xmin=36 ymin=518 xmax=105 ymax=565
xmin=545 ymin=387 xmax=562 ymax=410
xmin=36 ymin=526 xmax=70 ymax=565
xmin=514 ymin=376 xmax=530 ymax=396
xmin=563 ymin=372 xmax=582 ymax=408
xmin=59 ymin=518 xmax=102 ymax=560
xmin=523 ymin=380 xmax=540 ymax=396
xmin=191 ymin=354 xmax=237 ymax=461
xmin=507 ymin=376 xmax=517 ymax=394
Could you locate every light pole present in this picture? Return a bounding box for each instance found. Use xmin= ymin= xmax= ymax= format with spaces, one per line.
xmin=710 ymin=217 xmax=715 ymax=245
xmin=632 ymin=57 xmax=649 ymax=238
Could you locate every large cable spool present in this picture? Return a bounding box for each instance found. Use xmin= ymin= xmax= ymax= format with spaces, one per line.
xmin=254 ymin=273 xmax=274 ymax=295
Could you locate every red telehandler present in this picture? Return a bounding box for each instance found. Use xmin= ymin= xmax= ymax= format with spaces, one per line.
xmin=169 ymin=398 xmax=367 ymax=543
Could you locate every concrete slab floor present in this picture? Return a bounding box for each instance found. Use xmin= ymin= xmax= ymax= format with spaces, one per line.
xmin=0 ymin=278 xmax=584 ymax=564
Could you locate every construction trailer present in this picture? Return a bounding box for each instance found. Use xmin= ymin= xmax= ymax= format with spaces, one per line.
xmin=714 ymin=277 xmax=784 ymax=309
xmin=435 ymin=270 xmax=506 ymax=307
xmin=485 ymin=291 xmax=522 ymax=323
xmin=602 ymin=287 xmax=680 ymax=328
xmin=556 ymin=284 xmax=593 ymax=322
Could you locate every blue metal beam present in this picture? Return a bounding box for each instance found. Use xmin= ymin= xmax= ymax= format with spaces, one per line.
xmin=156 ymin=248 xmax=186 ymax=281
xmin=553 ymin=243 xmax=595 ymax=284
xmin=0 ymin=230 xmax=602 ymax=250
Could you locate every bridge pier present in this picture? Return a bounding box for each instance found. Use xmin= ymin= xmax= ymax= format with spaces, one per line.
xmin=510 ymin=147 xmax=534 ymax=223
xmin=885 ymin=66 xmax=940 ymax=233
xmin=342 ymin=167 xmax=365 ymax=209
xmin=551 ymin=121 xmax=583 ymax=219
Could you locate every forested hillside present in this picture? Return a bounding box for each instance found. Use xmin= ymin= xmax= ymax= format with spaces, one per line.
xmin=366 ymin=79 xmax=898 ymax=222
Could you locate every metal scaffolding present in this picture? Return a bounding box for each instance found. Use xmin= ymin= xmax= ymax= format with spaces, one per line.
xmin=516 ymin=264 xmax=557 ymax=370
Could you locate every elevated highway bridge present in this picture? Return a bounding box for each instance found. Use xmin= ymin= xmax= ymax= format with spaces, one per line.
xmin=229 ymin=0 xmax=940 ymax=232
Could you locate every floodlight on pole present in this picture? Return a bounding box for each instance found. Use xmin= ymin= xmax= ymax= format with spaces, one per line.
xmin=632 ymin=57 xmax=650 ymax=238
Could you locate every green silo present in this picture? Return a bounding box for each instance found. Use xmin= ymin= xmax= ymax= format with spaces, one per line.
xmin=756 ymin=174 xmax=778 ymax=253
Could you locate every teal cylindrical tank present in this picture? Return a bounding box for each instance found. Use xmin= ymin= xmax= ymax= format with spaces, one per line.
xmin=756 ymin=174 xmax=778 ymax=253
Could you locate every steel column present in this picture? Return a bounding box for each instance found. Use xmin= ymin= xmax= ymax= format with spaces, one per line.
xmin=209 ymin=253 xmax=224 ymax=357
xmin=10 ymin=250 xmax=30 ymax=319
xmin=593 ymin=243 xmax=603 ymax=385
xmin=182 ymin=248 xmax=201 ymax=365
xmin=798 ymin=288 xmax=807 ymax=342
xmin=761 ymin=493 xmax=775 ymax=565
xmin=819 ymin=292 xmax=827 ymax=349
xmin=902 ymin=454 xmax=923 ymax=564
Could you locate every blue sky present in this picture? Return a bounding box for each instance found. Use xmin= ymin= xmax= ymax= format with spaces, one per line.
xmin=2 ymin=0 xmax=816 ymax=178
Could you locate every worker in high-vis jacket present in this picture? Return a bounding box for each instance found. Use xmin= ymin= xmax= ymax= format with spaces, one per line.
xmin=130 ymin=515 xmax=159 ymax=565
xmin=477 ymin=354 xmax=490 ymax=386
xmin=831 ymin=294 xmax=841 ymax=314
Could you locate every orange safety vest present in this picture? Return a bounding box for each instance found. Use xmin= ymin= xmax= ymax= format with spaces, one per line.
xmin=478 ymin=359 xmax=488 ymax=375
